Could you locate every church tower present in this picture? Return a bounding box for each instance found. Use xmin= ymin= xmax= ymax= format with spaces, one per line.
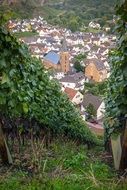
xmin=60 ymin=37 xmax=70 ymax=73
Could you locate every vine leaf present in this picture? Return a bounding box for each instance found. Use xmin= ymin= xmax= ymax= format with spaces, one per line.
xmin=23 ymin=103 xmax=29 ymax=114
xmin=1 ymin=72 xmax=9 ymax=84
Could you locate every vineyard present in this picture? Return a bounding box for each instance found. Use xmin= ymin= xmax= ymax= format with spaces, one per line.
xmin=0 ymin=1 xmax=127 ymax=189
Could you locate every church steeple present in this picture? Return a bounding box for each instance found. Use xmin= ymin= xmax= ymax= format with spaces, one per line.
xmin=61 ymin=37 xmax=68 ymax=52
xmin=60 ymin=37 xmax=70 ymax=73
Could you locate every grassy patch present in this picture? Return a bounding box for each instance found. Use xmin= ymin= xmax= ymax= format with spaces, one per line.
xmin=14 ymin=31 xmax=38 ymax=38
xmin=81 ymin=27 xmax=102 ymax=33
xmin=0 ymin=139 xmax=127 ymax=190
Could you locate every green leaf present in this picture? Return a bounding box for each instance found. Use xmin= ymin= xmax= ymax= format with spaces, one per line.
xmin=23 ymin=103 xmax=29 ymax=114
xmin=1 ymin=72 xmax=9 ymax=84
xmin=9 ymin=69 xmax=16 ymax=77
xmin=0 ymin=94 xmax=6 ymax=105
xmin=0 ymin=59 xmax=6 ymax=68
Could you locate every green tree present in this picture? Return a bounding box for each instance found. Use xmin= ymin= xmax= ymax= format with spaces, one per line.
xmin=74 ymin=62 xmax=84 ymax=72
xmin=75 ymin=54 xmax=87 ymax=61
xmin=86 ymin=103 xmax=96 ymax=119
xmin=84 ymin=81 xmax=107 ymax=97
xmin=73 ymin=53 xmax=86 ymax=72
xmin=68 ymin=18 xmax=79 ymax=32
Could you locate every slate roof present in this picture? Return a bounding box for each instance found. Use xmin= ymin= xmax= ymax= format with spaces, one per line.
xmin=83 ymin=93 xmax=102 ymax=111
xmin=44 ymin=51 xmax=60 ymax=64
xmin=60 ymin=72 xmax=85 ymax=83
xmin=94 ymin=60 xmax=106 ymax=71
xmin=75 ymin=83 xmax=83 ymax=88
xmin=71 ymin=72 xmax=85 ymax=80
xmin=46 ymin=37 xmax=56 ymax=44
xmin=60 ymin=76 xmax=75 ymax=83
xmin=86 ymin=59 xmax=106 ymax=71
xmin=21 ymin=36 xmax=38 ymax=44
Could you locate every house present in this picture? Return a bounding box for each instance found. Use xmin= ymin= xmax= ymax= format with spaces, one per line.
xmin=85 ymin=59 xmax=107 ymax=82
xmin=59 ymin=72 xmax=87 ymax=90
xmin=89 ymin=22 xmax=101 ymax=29
xmin=82 ymin=93 xmax=105 ymax=120
xmin=43 ymin=50 xmax=70 ymax=73
xmin=64 ymin=87 xmax=83 ymax=105
xmin=60 ymin=75 xmax=76 ymax=89
xmin=92 ymin=37 xmax=101 ymax=46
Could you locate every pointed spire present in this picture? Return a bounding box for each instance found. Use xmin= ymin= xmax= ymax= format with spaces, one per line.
xmin=61 ymin=36 xmax=67 ymax=52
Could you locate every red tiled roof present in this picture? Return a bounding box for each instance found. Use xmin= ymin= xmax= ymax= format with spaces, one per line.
xmin=64 ymin=87 xmax=77 ymax=100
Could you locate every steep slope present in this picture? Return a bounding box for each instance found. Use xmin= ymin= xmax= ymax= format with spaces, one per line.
xmin=1 ymin=139 xmax=125 ymax=190
xmin=0 ymin=0 xmax=48 ymax=18
xmin=45 ymin=0 xmax=117 ymax=28
xmin=0 ymin=0 xmax=117 ymax=28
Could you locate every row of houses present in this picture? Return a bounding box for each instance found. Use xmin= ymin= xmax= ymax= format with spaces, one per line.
xmin=8 ymin=17 xmax=114 ymax=124
xmin=8 ymin=17 xmax=115 ymax=76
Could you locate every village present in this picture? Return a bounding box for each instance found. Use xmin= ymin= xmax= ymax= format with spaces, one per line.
xmin=8 ymin=16 xmax=116 ymax=135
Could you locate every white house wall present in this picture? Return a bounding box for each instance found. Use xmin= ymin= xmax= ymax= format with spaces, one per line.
xmin=72 ymin=92 xmax=83 ymax=105
xmin=60 ymin=82 xmax=76 ymax=89
xmin=97 ymin=101 xmax=105 ymax=120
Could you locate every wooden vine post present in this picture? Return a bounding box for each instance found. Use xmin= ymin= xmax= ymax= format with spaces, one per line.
xmin=111 ymin=121 xmax=127 ymax=170
xmin=0 ymin=121 xmax=13 ymax=164
xmin=119 ymin=122 xmax=127 ymax=170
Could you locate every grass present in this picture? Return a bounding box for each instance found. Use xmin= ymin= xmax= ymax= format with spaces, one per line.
xmin=14 ymin=31 xmax=38 ymax=38
xmin=0 ymin=138 xmax=127 ymax=190
xmin=80 ymin=27 xmax=102 ymax=34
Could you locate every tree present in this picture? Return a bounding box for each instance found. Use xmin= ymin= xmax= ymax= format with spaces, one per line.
xmin=75 ymin=54 xmax=87 ymax=61
xmin=73 ymin=53 xmax=86 ymax=72
xmin=74 ymin=62 xmax=84 ymax=72
xmin=86 ymin=103 xmax=96 ymax=119
xmin=68 ymin=18 xmax=79 ymax=32
xmin=84 ymin=81 xmax=107 ymax=97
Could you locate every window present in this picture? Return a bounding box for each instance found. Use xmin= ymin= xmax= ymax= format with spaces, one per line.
xmin=76 ymin=95 xmax=80 ymax=98
xmin=65 ymin=56 xmax=67 ymax=61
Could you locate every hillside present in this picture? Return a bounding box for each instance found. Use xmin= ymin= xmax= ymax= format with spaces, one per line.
xmin=46 ymin=0 xmax=117 ymax=26
xmin=0 ymin=0 xmax=117 ymax=30
xmin=1 ymin=138 xmax=127 ymax=190
xmin=1 ymin=1 xmax=127 ymax=189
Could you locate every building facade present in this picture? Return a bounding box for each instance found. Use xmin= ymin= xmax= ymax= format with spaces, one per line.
xmin=85 ymin=59 xmax=107 ymax=82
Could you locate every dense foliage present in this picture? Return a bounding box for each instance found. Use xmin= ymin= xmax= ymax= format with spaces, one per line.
xmin=0 ymin=19 xmax=99 ymax=146
xmin=48 ymin=0 xmax=117 ymax=29
xmin=84 ymin=81 xmax=107 ymax=97
xmin=86 ymin=104 xmax=96 ymax=119
xmin=104 ymin=0 xmax=127 ymax=144
xmin=73 ymin=53 xmax=86 ymax=72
